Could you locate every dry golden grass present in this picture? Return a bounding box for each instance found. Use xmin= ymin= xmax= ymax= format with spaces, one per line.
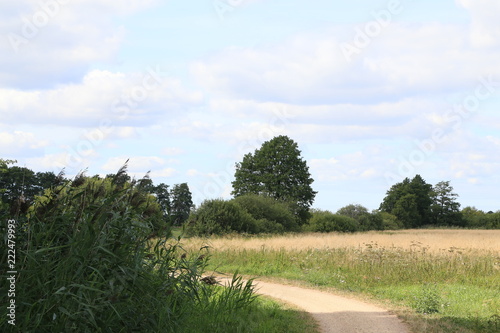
xmin=184 ymin=229 xmax=500 ymax=255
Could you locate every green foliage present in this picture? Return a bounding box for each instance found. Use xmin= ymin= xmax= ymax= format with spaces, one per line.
xmin=233 ymin=194 xmax=299 ymax=233
xmin=379 ymin=211 xmax=404 ymax=230
xmin=380 ymin=175 xmax=433 ymax=228
xmin=336 ymin=204 xmax=384 ymax=231
xmin=0 ymin=166 xmax=261 ymax=332
xmin=187 ymin=195 xmax=303 ymax=236
xmin=186 ymin=199 xmax=257 ymax=236
xmin=392 ymin=193 xmax=420 ymax=228
xmin=431 ymin=181 xmax=464 ymax=226
xmin=178 ymin=289 xmax=317 ymax=333
xmin=153 ymin=182 xmax=171 ymax=218
xmin=411 ymin=284 xmax=443 ymax=314
xmin=462 ymin=207 xmax=500 ymax=229
xmin=170 ymin=183 xmax=193 ymax=226
xmin=232 ymin=135 xmax=316 ymax=224
xmin=304 ymin=209 xmax=359 ymax=233
xmin=336 ymin=203 xmax=369 ymax=220
xmin=0 ymin=163 xmax=65 ymax=216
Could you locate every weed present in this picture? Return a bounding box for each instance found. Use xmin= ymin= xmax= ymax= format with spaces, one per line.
xmin=411 ymin=284 xmax=443 ymax=314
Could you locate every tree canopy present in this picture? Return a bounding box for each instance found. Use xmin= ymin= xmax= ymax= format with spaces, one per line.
xmin=380 ymin=175 xmax=433 ymax=228
xmin=430 ymin=181 xmax=463 ymax=226
xmin=231 ymin=135 xmax=316 ymax=223
xmin=170 ymin=183 xmax=193 ymax=226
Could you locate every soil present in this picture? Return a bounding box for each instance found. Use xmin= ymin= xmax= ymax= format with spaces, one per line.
xmin=217 ymin=277 xmax=411 ymax=333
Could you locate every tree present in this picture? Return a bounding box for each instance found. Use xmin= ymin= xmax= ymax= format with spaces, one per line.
xmin=392 ymin=194 xmax=420 ymax=228
xmin=232 ymin=135 xmax=316 ymax=224
xmin=153 ymin=183 xmax=171 ymax=218
xmin=408 ymin=175 xmax=433 ymax=225
xmin=431 ymin=181 xmax=463 ymax=226
xmin=336 ymin=204 xmax=369 ymax=220
xmin=170 ymin=183 xmax=193 ymax=226
xmin=380 ymin=175 xmax=433 ymax=228
xmin=0 ymin=159 xmax=16 ymax=214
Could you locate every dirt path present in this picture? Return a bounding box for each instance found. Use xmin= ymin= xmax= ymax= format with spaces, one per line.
xmin=218 ymin=277 xmax=410 ymax=333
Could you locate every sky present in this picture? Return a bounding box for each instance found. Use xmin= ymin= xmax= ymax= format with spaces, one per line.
xmin=1 ymin=0 xmax=500 ymax=212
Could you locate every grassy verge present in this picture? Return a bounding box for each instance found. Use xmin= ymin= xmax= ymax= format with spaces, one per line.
xmin=179 ymin=292 xmax=318 ymax=333
xmin=187 ymin=232 xmax=500 ymax=333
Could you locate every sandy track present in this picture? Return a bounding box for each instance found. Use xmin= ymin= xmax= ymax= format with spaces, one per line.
xmin=218 ymin=277 xmax=410 ymax=333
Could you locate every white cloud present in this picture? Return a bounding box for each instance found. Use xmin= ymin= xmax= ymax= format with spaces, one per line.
xmin=162 ymin=147 xmax=184 ymax=156
xmin=150 ymin=168 xmax=177 ymax=178
xmin=191 ymin=22 xmax=500 ymax=105
xmin=101 ymin=156 xmax=166 ymax=173
xmin=0 ymin=69 xmax=203 ymax=127
xmin=0 ymin=0 xmax=158 ymax=89
xmin=24 ymin=151 xmax=95 ymax=174
xmin=0 ymin=130 xmax=49 ymax=155
xmin=457 ymin=0 xmax=500 ymax=47
xmin=309 ymin=149 xmax=387 ymax=182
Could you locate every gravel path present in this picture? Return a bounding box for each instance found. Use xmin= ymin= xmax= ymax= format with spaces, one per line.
xmin=218 ymin=277 xmax=410 ymax=333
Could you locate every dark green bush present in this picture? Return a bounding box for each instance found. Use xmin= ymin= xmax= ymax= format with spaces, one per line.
xmin=462 ymin=208 xmax=500 ymax=229
xmin=304 ymin=209 xmax=359 ymax=233
xmin=379 ymin=211 xmax=404 ymax=230
xmin=186 ymin=199 xmax=258 ymax=236
xmin=232 ymin=194 xmax=299 ymax=233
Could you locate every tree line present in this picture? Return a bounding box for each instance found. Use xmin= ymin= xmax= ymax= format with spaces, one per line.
xmin=186 ymin=136 xmax=499 ymax=234
xmin=2 ymin=135 xmax=499 ymax=236
xmin=0 ymin=159 xmax=193 ymax=235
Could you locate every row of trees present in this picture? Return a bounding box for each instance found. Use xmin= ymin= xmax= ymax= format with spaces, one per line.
xmin=380 ymin=175 xmax=462 ymax=228
xmin=187 ymin=136 xmax=499 ymax=235
xmin=0 ymin=159 xmax=193 ymax=231
xmin=379 ymin=175 xmax=499 ymax=229
xmin=3 ymin=134 xmax=499 ymax=236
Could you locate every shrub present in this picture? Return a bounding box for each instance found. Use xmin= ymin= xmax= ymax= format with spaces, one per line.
xmin=232 ymin=194 xmax=299 ymax=233
xmin=186 ymin=199 xmax=257 ymax=236
xmin=379 ymin=211 xmax=404 ymax=230
xmin=304 ymin=209 xmax=359 ymax=233
xmin=412 ymin=284 xmax=443 ymax=314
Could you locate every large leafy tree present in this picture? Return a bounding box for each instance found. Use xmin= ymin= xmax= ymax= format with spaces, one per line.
xmin=170 ymin=183 xmax=193 ymax=226
xmin=232 ymin=135 xmax=316 ymax=223
xmin=380 ymin=175 xmax=433 ymax=228
xmin=153 ymin=183 xmax=171 ymax=218
xmin=431 ymin=181 xmax=463 ymax=226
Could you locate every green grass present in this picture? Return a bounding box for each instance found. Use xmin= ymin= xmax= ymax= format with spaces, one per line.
xmin=204 ymin=241 xmax=500 ymax=333
xmin=179 ymin=293 xmax=318 ymax=333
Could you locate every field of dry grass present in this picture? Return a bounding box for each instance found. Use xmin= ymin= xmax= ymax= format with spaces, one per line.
xmin=181 ymin=229 xmax=500 ymax=333
xmin=184 ymin=229 xmax=500 ymax=254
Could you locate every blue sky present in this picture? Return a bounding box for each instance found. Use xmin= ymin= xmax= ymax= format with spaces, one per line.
xmin=1 ymin=0 xmax=500 ymax=212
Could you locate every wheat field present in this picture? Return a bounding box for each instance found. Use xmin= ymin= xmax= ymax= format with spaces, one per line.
xmin=184 ymin=229 xmax=500 ymax=254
